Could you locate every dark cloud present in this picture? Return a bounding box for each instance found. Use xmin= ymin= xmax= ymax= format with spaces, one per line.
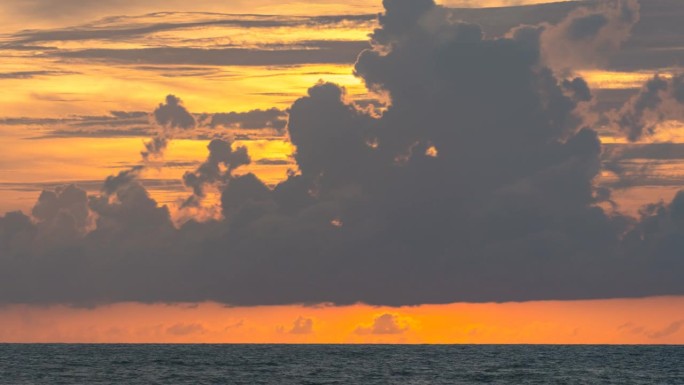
xmin=209 ymin=108 xmax=287 ymax=130
xmin=0 ymin=111 xmax=148 ymax=127
xmin=0 ymin=70 xmax=77 ymax=79
xmin=0 ymin=211 xmax=35 ymax=253
xmin=145 ymin=95 xmax=196 ymax=160
xmin=5 ymin=2 xmax=684 ymax=74
xmin=451 ymin=0 xmax=684 ymax=72
xmin=47 ymin=42 xmax=371 ymax=67
xmin=3 ymin=14 xmax=375 ymax=45
xmin=611 ymin=74 xmax=684 ymax=142
xmin=182 ymin=139 xmax=251 ymax=203
xmin=154 ymin=95 xmax=196 ymax=130
xmin=562 ymin=77 xmax=593 ymax=103
xmin=0 ymin=111 xmax=153 ymax=140
xmin=0 ymin=108 xmax=288 ymax=140
xmin=142 ymin=136 xmax=169 ymax=161
xmin=29 ymin=127 xmax=154 ymax=140
xmin=130 ymin=66 xmax=223 ymax=78
xmin=565 ymin=13 xmax=609 ymax=41
xmin=601 ymin=143 xmax=684 ymax=189
xmin=31 ymin=185 xmax=89 ymax=231
xmin=539 ymin=0 xmax=640 ymax=72
xmin=604 ymin=143 xmax=684 ymax=161
xmin=0 ymin=179 xmax=187 ymax=196
xmin=2 ymin=0 xmax=684 ymax=306
xmin=255 ymin=159 xmax=293 ymax=166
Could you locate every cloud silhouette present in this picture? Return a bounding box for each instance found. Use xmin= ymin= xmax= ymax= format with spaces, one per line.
xmin=182 ymin=138 xmax=251 ymax=203
xmin=1 ymin=0 xmax=684 ymax=306
xmin=154 ymin=95 xmax=196 ymax=130
xmin=611 ymin=74 xmax=684 ymax=142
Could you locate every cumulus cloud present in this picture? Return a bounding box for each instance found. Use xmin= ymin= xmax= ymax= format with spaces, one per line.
xmin=0 ymin=211 xmax=34 ymax=253
xmin=182 ymin=138 xmax=251 ymax=204
xmin=141 ymin=94 xmax=195 ymax=160
xmin=1 ymin=0 xmax=684 ymax=306
xmin=31 ymin=185 xmax=89 ymax=229
xmin=154 ymin=95 xmax=196 ymax=130
xmin=289 ymin=317 xmax=314 ymax=335
xmin=355 ymin=314 xmax=409 ymax=335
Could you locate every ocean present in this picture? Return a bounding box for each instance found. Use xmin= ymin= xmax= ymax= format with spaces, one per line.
xmin=0 ymin=344 xmax=682 ymax=384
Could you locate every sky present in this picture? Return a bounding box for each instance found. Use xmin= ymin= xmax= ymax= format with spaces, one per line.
xmin=0 ymin=0 xmax=683 ymax=344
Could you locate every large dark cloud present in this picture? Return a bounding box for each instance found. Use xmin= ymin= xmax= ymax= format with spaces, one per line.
xmin=1 ymin=0 xmax=683 ymax=306
xmin=4 ymin=1 xmax=683 ymax=73
xmin=449 ymin=0 xmax=684 ymax=72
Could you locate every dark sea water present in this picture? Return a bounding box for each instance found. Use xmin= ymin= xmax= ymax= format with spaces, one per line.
xmin=1 ymin=344 xmax=682 ymax=384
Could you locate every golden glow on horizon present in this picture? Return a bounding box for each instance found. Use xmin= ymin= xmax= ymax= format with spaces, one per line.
xmin=1 ymin=297 xmax=682 ymax=344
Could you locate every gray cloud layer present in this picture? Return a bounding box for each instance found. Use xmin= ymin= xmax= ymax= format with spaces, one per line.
xmin=3 ymin=1 xmax=683 ymax=72
xmin=46 ymin=42 xmax=371 ymax=67
xmin=0 ymin=106 xmax=289 ymax=140
xmin=3 ymin=14 xmax=375 ymax=46
xmin=1 ymin=0 xmax=683 ymax=306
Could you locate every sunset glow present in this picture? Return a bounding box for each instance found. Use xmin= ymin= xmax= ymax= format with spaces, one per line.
xmin=2 ymin=298 xmax=683 ymax=344
xmin=2 ymin=0 xmax=684 ymax=348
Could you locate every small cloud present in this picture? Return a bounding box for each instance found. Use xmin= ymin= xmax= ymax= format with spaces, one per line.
xmin=355 ymin=313 xmax=410 ymax=335
xmin=166 ymin=323 xmax=206 ymax=336
xmin=0 ymin=70 xmax=77 ymax=79
xmin=154 ymin=94 xmax=196 ymax=130
xmin=289 ymin=317 xmax=314 ymax=335
xmin=224 ymin=320 xmax=244 ymax=331
xmin=255 ymin=159 xmax=292 ymax=166
xmin=648 ymin=320 xmax=684 ymax=339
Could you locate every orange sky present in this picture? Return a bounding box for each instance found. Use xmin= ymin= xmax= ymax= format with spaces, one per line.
xmin=0 ymin=0 xmax=678 ymax=216
xmin=1 ymin=0 xmax=684 ymax=346
xmin=1 ymin=297 xmax=682 ymax=344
